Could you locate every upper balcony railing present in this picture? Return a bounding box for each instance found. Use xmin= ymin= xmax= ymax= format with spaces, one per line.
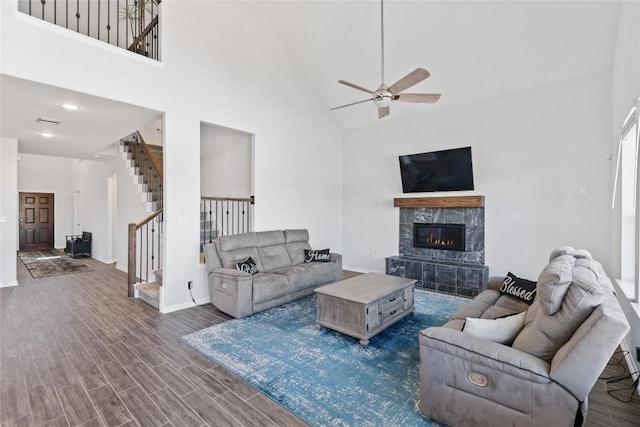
xmin=18 ymin=0 xmax=160 ymax=60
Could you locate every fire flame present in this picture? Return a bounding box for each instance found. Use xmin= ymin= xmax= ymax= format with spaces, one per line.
xmin=427 ymin=234 xmax=455 ymax=247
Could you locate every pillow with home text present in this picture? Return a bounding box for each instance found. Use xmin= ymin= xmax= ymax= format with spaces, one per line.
xmin=304 ymin=249 xmax=331 ymax=263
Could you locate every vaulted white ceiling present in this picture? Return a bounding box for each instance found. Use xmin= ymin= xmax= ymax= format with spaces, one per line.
xmin=259 ymin=0 xmax=620 ymax=129
xmin=0 ymin=1 xmax=622 ymax=158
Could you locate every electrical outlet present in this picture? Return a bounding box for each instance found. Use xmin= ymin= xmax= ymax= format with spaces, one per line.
xmin=187 ymin=281 xmax=192 ymax=290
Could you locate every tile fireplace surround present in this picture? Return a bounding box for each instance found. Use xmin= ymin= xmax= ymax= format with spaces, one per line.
xmin=386 ymin=196 xmax=489 ymax=297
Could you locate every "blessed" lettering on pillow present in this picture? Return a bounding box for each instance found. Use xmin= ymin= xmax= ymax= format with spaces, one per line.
xmin=499 ymin=272 xmax=537 ymax=305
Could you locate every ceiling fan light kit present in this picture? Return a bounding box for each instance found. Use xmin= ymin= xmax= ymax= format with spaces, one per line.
xmin=331 ymin=0 xmax=441 ymax=119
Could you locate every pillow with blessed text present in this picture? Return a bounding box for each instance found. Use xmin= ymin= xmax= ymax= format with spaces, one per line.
xmin=236 ymin=256 xmax=259 ymax=275
xmin=499 ymin=272 xmax=537 ymax=305
xmin=304 ymin=249 xmax=331 ymax=263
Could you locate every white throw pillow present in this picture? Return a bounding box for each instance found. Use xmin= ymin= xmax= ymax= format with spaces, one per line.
xmin=462 ymin=311 xmax=527 ymax=345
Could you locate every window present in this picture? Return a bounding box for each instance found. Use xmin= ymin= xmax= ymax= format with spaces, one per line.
xmin=615 ymin=103 xmax=640 ymax=302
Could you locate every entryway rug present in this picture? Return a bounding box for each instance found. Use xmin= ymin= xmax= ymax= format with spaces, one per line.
xmin=18 ymin=249 xmax=93 ymax=278
xmin=181 ymin=289 xmax=468 ymax=426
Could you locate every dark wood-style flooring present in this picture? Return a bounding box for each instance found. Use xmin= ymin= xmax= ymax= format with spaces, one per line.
xmin=1 ymin=257 xmax=639 ymax=426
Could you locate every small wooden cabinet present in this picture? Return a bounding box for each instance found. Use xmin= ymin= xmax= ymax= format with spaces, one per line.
xmin=315 ymin=273 xmax=415 ymax=345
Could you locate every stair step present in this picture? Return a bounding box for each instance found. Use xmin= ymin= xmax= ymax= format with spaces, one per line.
xmin=152 ymin=269 xmax=163 ymax=283
xmin=136 ymin=282 xmax=160 ymax=309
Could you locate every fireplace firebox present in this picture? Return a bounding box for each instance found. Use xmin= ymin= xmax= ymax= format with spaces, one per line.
xmin=413 ymin=223 xmax=465 ymax=252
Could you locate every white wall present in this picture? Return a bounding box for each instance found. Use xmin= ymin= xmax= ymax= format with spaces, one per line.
xmin=1 ymin=0 xmax=343 ymax=311
xmin=0 ymin=138 xmax=18 ymax=286
xmin=343 ymin=72 xmax=612 ymax=281
xmin=17 ymin=154 xmax=75 ymax=249
xmin=200 ymin=123 xmax=252 ymax=199
xmin=71 ymin=158 xmax=112 ymax=263
xmin=610 ymin=0 xmax=640 ymax=374
xmin=139 ymin=119 xmax=163 ymax=147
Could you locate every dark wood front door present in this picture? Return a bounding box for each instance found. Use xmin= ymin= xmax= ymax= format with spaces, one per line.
xmin=19 ymin=192 xmax=55 ymax=251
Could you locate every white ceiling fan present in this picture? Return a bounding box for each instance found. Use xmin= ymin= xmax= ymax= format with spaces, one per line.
xmin=331 ymin=0 xmax=441 ymax=119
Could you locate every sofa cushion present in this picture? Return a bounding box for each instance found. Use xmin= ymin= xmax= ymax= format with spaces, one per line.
xmin=463 ymin=311 xmax=526 ymax=344
xmin=286 ymin=241 xmax=312 ymax=265
xmin=480 ymin=295 xmax=530 ymax=319
xmin=450 ymin=290 xmax=501 ymax=321
xmin=481 ymin=305 xmax=522 ymax=320
xmin=257 ymin=245 xmax=292 ymax=271
xmin=252 ymin=273 xmax=290 ymax=304
xmin=512 ymin=250 xmax=604 ymax=362
xmin=217 ymin=245 xmax=264 ymax=272
xmin=284 ymin=229 xmax=309 ymax=243
xmin=256 ymin=230 xmax=285 ymax=247
xmin=274 ymin=262 xmax=339 ymax=290
xmin=216 ymin=233 xmax=265 ymax=272
xmin=479 ymin=295 xmax=529 ymax=319
xmin=219 ymin=232 xmax=257 ymax=251
xmin=284 ymin=230 xmax=311 ymax=263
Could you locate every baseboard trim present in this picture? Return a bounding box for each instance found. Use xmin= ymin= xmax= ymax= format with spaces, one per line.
xmin=343 ymin=266 xmax=379 ymax=274
xmin=0 ymin=281 xmax=19 ymax=288
xmin=91 ymin=255 xmax=116 ymax=264
xmin=161 ymin=297 xmax=211 ymax=314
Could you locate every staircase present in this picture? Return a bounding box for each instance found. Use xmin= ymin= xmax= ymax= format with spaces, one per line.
xmin=120 ymin=131 xmax=164 ymax=308
xmin=136 ymin=269 xmax=163 ymax=309
xmin=119 ymin=132 xmax=163 ymax=212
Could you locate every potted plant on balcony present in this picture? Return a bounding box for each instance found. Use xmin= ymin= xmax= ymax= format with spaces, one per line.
xmin=119 ymin=0 xmax=160 ymax=56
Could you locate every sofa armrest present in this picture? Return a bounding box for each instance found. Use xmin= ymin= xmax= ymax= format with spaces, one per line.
xmin=420 ymin=326 xmax=551 ymax=382
xmin=487 ymin=275 xmax=506 ymax=291
xmin=550 ymin=299 xmax=630 ymax=401
xmin=330 ymin=253 xmax=342 ymax=281
xmin=420 ymin=327 xmax=580 ymax=427
xmin=208 ymin=268 xmax=253 ymax=318
xmin=209 ymin=267 xmax=250 ymax=278
xmin=329 ymin=252 xmax=342 ymax=270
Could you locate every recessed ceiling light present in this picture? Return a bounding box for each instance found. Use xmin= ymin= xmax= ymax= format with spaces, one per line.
xmin=61 ymin=103 xmax=80 ymax=111
xmin=40 ymin=132 xmax=54 ymax=138
xmin=94 ymin=154 xmax=101 ymax=159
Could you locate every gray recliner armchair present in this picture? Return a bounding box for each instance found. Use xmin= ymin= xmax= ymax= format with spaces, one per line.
xmin=418 ymin=247 xmax=630 ymax=426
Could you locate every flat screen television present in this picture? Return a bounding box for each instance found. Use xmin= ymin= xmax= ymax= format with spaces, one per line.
xmin=399 ymin=146 xmax=474 ymax=193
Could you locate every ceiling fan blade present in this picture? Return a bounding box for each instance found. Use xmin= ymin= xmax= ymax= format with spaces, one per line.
xmin=395 ymin=93 xmax=441 ymax=103
xmin=388 ymin=68 xmax=430 ymax=94
xmin=330 ymin=98 xmax=372 ymax=111
xmin=338 ymin=80 xmax=375 ymax=94
xmin=378 ymin=106 xmax=390 ymax=119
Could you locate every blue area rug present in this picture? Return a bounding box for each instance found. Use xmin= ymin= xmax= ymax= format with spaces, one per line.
xmin=182 ymin=289 xmax=468 ymax=426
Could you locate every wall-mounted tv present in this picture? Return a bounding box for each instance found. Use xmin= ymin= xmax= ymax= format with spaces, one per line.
xmin=399 ymin=146 xmax=474 ymax=193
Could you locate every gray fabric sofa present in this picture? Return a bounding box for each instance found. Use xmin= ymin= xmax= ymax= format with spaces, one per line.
xmin=419 ymin=247 xmax=630 ymax=427
xmin=203 ymin=229 xmax=342 ymax=318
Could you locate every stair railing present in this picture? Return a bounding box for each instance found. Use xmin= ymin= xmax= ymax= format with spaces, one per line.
xmin=200 ymin=196 xmax=255 ymax=248
xmin=128 ymin=208 xmax=163 ymax=297
xmin=18 ymin=0 xmax=161 ymax=60
xmin=128 ymin=14 xmax=158 ymax=58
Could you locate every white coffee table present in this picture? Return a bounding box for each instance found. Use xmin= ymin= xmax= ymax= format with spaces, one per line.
xmin=314 ymin=273 xmax=416 ymax=345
